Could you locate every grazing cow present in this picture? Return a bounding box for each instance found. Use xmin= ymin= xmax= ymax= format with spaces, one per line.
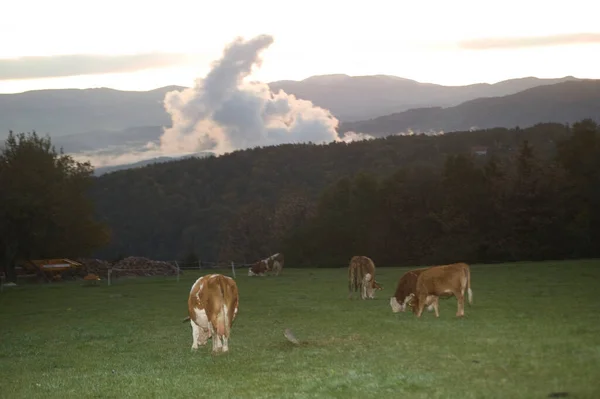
xmin=348 ymin=256 xmax=383 ymax=300
xmin=412 ymin=262 xmax=473 ymax=318
xmin=389 ymin=268 xmax=440 ymax=315
xmin=184 ymin=274 xmax=239 ymax=353
xmin=248 ymin=253 xmax=284 ymax=277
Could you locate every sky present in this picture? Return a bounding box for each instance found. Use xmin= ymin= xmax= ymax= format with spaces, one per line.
xmin=2 ymin=0 xmax=600 ymax=94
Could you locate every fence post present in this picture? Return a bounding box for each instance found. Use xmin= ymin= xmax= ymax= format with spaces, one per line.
xmin=198 ymin=260 xmax=201 ymax=270
xmin=231 ymin=261 xmax=236 ymax=279
xmin=108 ymin=268 xmax=112 ymax=286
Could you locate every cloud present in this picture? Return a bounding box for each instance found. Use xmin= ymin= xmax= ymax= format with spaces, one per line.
xmin=66 ymin=34 xmax=372 ymax=169
xmin=0 ymin=53 xmax=194 ymax=80
xmin=340 ymin=131 xmax=375 ymax=143
xmin=459 ymin=32 xmax=600 ymax=50
xmin=159 ymin=34 xmax=365 ymax=156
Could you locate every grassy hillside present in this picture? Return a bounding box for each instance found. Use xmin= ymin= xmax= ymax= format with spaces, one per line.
xmin=1 ymin=260 xmax=599 ymax=398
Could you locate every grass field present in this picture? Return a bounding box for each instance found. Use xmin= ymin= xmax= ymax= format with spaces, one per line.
xmin=1 ymin=260 xmax=600 ymax=399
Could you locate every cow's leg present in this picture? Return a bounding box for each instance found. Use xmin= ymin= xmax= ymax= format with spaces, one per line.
xmin=416 ymin=294 xmax=427 ymax=318
xmin=190 ymin=320 xmax=200 ymax=351
xmin=455 ymin=290 xmax=465 ymax=317
xmin=432 ymin=297 xmax=440 ymax=318
xmin=362 ymin=273 xmax=372 ymax=300
xmin=208 ymin=322 xmax=221 ymax=353
xmin=222 ymin=334 xmax=229 ymax=352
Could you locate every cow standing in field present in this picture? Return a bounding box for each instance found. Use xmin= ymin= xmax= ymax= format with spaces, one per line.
xmin=389 ymin=268 xmax=440 ymax=315
xmin=184 ymin=274 xmax=239 ymax=354
xmin=412 ymin=262 xmax=473 ymax=318
xmin=248 ymin=253 xmax=284 ymax=277
xmin=348 ymin=256 xmax=383 ymax=300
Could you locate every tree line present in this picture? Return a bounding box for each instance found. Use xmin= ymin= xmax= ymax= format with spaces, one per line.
xmin=284 ymin=120 xmax=600 ymax=266
xmin=1 ymin=119 xmax=598 ymax=281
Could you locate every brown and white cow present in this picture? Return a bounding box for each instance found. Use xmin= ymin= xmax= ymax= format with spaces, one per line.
xmin=248 ymin=253 xmax=284 ymax=277
xmin=184 ymin=274 xmax=239 ymax=353
xmin=389 ymin=267 xmax=440 ymax=315
xmin=348 ymin=255 xmax=383 ymax=300
xmin=411 ymin=262 xmax=473 ymax=318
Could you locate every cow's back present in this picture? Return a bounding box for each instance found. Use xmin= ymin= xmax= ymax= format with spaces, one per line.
xmin=348 ymin=256 xmax=373 ymax=284
xmin=188 ymin=274 xmax=239 ymax=324
xmin=416 ymin=263 xmax=469 ymax=295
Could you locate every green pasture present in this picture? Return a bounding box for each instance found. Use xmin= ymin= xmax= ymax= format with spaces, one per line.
xmin=1 ymin=260 xmax=600 ymax=398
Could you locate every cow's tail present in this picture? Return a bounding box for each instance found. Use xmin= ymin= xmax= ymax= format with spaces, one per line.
xmin=348 ymin=266 xmax=354 ymax=295
xmin=182 ymin=316 xmax=190 ymax=323
xmin=465 ymin=264 xmax=473 ymax=305
xmin=216 ymin=280 xmax=229 ymax=337
xmin=348 ymin=264 xmax=358 ymax=298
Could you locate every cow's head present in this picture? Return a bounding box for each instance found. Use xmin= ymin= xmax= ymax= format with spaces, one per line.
xmin=364 ymin=279 xmax=383 ymax=299
xmin=390 ymin=293 xmax=415 ymax=313
xmin=248 ymin=261 xmax=267 ymax=277
xmin=197 ymin=327 xmax=210 ymax=345
xmin=372 ymin=280 xmax=383 ymax=291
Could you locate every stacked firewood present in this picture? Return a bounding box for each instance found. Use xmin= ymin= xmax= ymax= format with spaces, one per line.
xmin=77 ymin=258 xmax=112 ymax=276
xmin=111 ymin=257 xmax=179 ymax=277
xmin=77 ymin=257 xmax=179 ymax=277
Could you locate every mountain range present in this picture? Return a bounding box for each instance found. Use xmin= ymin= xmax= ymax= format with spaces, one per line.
xmin=268 ymin=74 xmax=581 ymax=122
xmin=1 ymin=74 xmax=599 ymax=173
xmin=340 ymin=80 xmax=600 ymax=136
xmin=0 ymin=75 xmax=583 ymax=139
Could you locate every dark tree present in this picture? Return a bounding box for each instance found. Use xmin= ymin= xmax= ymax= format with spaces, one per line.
xmin=0 ymin=131 xmax=110 ymax=281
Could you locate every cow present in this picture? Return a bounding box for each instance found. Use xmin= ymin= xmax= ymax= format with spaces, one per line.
xmin=411 ymin=262 xmax=473 ymax=318
xmin=347 ymin=256 xmax=383 ymax=300
xmin=248 ymin=253 xmax=284 ymax=277
xmin=184 ymin=273 xmax=239 ymax=354
xmin=389 ymin=268 xmax=440 ymax=315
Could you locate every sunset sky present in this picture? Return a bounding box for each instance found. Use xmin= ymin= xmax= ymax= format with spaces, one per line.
xmin=2 ymin=0 xmax=600 ymax=93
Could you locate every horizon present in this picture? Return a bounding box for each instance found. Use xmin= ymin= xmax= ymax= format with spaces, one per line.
xmin=2 ymin=0 xmax=600 ymax=94
xmin=0 ymin=73 xmax=588 ymax=95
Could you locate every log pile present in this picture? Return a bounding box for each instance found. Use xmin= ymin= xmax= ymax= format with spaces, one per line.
xmin=77 ymin=257 xmax=179 ymax=278
xmin=77 ymin=258 xmax=112 ymax=276
xmin=111 ymin=257 xmax=179 ymax=277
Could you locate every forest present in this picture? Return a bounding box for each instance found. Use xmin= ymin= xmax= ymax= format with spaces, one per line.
xmin=86 ymin=119 xmax=599 ymax=267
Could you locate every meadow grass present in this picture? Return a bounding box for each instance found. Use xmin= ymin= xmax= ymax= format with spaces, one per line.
xmin=1 ymin=260 xmax=600 ymax=399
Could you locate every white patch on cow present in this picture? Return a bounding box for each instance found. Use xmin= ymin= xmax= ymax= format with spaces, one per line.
xmin=190 ymin=277 xmax=203 ymax=294
xmin=427 ymin=304 xmax=434 ymax=312
xmin=222 ymin=335 xmax=229 ymax=352
xmin=190 ymin=320 xmax=200 ymax=350
xmin=248 ymin=268 xmax=256 ymax=276
xmin=193 ymin=308 xmax=209 ymax=329
xmin=390 ymin=297 xmax=402 ymax=313
xmin=468 ymin=288 xmax=473 ymax=304
xmin=403 ymin=294 xmax=414 ymax=307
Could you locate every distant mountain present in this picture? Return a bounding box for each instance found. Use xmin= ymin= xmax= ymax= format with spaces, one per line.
xmin=94 ymin=152 xmax=213 ymax=176
xmin=0 ymin=85 xmax=184 ymax=138
xmin=268 ymin=75 xmax=582 ymax=122
xmin=0 ymin=75 xmax=582 ymax=140
xmin=52 ymin=126 xmax=163 ymax=153
xmin=339 ymin=80 xmax=600 ymax=137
